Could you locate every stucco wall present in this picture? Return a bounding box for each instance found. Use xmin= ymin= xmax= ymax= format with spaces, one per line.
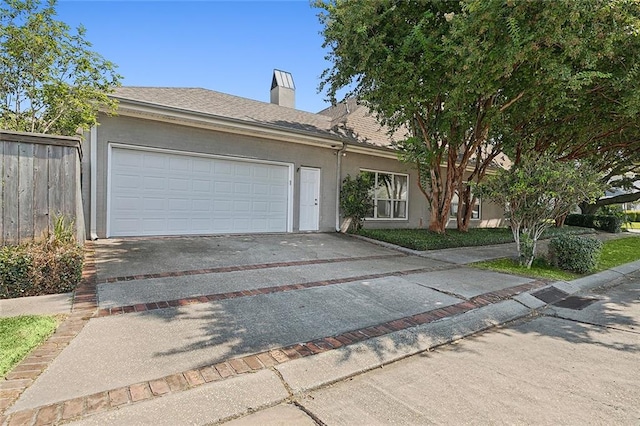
xmin=341 ymin=153 xmax=505 ymax=230
xmin=341 ymin=151 xmax=428 ymax=229
xmin=84 ymin=114 xmax=341 ymax=238
xmin=82 ymin=114 xmax=506 ymax=239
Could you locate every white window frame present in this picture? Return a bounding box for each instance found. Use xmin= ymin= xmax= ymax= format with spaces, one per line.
xmin=450 ymin=184 xmax=481 ymax=220
xmin=361 ymin=169 xmax=409 ymax=221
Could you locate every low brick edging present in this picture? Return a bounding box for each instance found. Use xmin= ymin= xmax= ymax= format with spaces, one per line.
xmin=95 ymin=253 xmax=406 ymax=284
xmin=0 ymin=244 xmax=98 ymax=421
xmin=96 ymin=264 xmax=456 ymax=317
xmin=1 ymin=279 xmax=547 ymax=426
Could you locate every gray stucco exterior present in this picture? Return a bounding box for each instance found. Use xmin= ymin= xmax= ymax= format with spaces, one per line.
xmin=82 ymin=86 xmax=505 ymax=239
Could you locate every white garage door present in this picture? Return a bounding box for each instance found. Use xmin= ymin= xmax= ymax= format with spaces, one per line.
xmin=108 ymin=147 xmax=291 ymax=237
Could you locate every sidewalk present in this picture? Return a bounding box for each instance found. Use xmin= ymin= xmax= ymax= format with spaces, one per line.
xmin=1 ymin=232 xmax=638 ymax=425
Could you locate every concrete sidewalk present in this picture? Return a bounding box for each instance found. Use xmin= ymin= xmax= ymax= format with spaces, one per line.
xmin=1 ymin=232 xmax=638 ymax=425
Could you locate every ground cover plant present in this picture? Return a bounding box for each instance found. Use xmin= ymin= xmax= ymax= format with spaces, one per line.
xmin=0 ymin=315 xmax=60 ymax=378
xmin=357 ymin=226 xmax=591 ymax=251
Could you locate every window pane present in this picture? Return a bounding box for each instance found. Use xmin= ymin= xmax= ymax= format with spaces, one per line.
xmin=376 ymin=173 xmax=393 ymax=199
xmin=365 ymin=199 xmax=375 ymax=218
xmin=377 ymin=200 xmax=391 ymax=218
xmin=394 ymin=175 xmax=408 ymax=200
xmin=361 ymin=171 xmax=375 ymax=184
xmin=472 ymin=203 xmax=480 ymax=219
xmin=394 ymin=201 xmax=407 ymax=218
xmin=450 ymin=203 xmax=458 ymax=218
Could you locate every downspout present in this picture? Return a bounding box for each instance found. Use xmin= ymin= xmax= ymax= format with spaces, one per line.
xmin=89 ymin=125 xmax=98 ymax=240
xmin=335 ymin=142 xmax=347 ymax=232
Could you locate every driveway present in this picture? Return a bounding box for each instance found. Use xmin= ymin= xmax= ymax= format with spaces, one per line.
xmin=5 ymin=233 xmax=545 ymax=422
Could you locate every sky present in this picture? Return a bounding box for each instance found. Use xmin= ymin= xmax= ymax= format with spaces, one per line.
xmin=55 ymin=1 xmax=335 ymax=113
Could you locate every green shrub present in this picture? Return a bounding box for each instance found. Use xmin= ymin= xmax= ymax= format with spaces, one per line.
xmin=549 ymin=235 xmax=603 ymax=274
xmin=340 ymin=173 xmax=375 ymax=232
xmin=0 ymin=219 xmax=84 ymax=299
xmin=565 ymin=214 xmax=622 ymax=233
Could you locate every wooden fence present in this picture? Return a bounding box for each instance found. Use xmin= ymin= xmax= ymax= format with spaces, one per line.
xmin=1 ymin=130 xmax=85 ymax=245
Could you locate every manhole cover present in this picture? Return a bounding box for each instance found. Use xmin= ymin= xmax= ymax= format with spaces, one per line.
xmin=531 ymin=287 xmax=569 ymax=304
xmin=553 ymin=296 xmax=598 ymax=310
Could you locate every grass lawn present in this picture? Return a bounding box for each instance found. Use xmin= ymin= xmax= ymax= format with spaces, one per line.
xmin=357 ymin=226 xmax=591 ymax=251
xmin=472 ymin=236 xmax=640 ymax=281
xmin=0 ymin=315 xmax=60 ymax=378
xmin=597 ymin=236 xmax=640 ymax=271
xmin=473 ymin=257 xmax=580 ymax=281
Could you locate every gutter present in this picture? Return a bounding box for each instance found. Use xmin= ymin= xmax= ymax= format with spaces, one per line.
xmin=335 ymin=142 xmax=348 ymax=232
xmin=89 ymin=125 xmax=98 ymax=240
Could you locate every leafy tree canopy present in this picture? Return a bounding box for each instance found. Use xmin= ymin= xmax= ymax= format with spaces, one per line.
xmin=0 ymin=0 xmax=121 ymax=136
xmin=316 ymin=0 xmax=640 ymax=232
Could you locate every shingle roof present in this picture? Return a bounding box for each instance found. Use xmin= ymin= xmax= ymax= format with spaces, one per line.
xmin=111 ymin=87 xmax=397 ymax=148
xmin=320 ymin=99 xmax=408 ymax=148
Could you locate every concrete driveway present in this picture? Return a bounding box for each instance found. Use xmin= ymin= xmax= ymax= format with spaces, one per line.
xmin=6 ymin=232 xmax=546 ymax=423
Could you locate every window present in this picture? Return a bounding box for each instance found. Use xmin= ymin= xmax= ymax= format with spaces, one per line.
xmin=450 ymin=186 xmax=481 ymax=219
xmin=362 ymin=170 xmax=408 ymax=220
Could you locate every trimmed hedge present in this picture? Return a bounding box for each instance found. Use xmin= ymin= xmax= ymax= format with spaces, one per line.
xmin=549 ymin=235 xmax=603 ymax=274
xmin=565 ymin=214 xmax=622 ymax=233
xmin=0 ymin=237 xmax=83 ymax=300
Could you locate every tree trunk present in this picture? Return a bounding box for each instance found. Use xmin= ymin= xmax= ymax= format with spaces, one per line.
xmin=581 ymin=191 xmax=640 ymax=214
xmin=580 ymin=201 xmax=599 ymax=215
xmin=457 ymin=184 xmax=475 ymax=232
xmin=428 ymin=202 xmax=447 ymax=233
xmin=555 ymin=213 xmax=567 ymax=227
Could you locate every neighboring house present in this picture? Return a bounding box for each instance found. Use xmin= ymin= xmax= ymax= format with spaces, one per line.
xmin=82 ymin=70 xmax=504 ymax=239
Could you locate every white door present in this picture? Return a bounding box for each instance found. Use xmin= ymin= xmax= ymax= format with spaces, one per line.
xmin=108 ymin=146 xmax=291 ymax=237
xmin=299 ymin=167 xmax=320 ymax=231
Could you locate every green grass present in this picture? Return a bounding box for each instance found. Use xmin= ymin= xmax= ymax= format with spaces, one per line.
xmin=623 ymin=222 xmax=640 ymax=229
xmin=357 ymin=226 xmax=591 ymax=251
xmin=597 ymin=236 xmax=640 ymax=271
xmin=473 ymin=257 xmax=580 ymax=281
xmin=472 ymin=236 xmax=640 ymax=281
xmin=0 ymin=315 xmax=60 ymax=378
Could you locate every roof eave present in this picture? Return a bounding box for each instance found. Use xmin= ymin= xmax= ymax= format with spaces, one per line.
xmin=108 ymin=97 xmax=348 ymax=150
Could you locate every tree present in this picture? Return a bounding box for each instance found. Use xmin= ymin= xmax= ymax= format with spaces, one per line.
xmin=0 ymin=0 xmax=121 ymax=136
xmin=475 ymin=155 xmax=603 ymax=268
xmin=493 ymin=1 xmax=640 ymax=214
xmin=316 ymin=0 xmax=640 ymax=233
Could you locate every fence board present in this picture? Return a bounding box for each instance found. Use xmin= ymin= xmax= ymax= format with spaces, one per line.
xmin=0 ymin=141 xmax=4 ymax=246
xmin=47 ymin=144 xmax=62 ymax=225
xmin=33 ymin=143 xmax=50 ymax=237
xmin=0 ymin=131 xmax=82 ymax=245
xmin=61 ymin=147 xmax=75 ymax=219
xmin=3 ymin=142 xmax=19 ymax=243
xmin=18 ymin=143 xmax=35 ymax=240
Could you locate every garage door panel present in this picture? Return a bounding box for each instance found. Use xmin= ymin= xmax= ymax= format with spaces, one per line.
xmin=142 ymin=153 xmax=166 ymax=169
xmin=109 ymin=148 xmax=290 ymax=237
xmin=192 ymin=180 xmax=211 ymax=192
